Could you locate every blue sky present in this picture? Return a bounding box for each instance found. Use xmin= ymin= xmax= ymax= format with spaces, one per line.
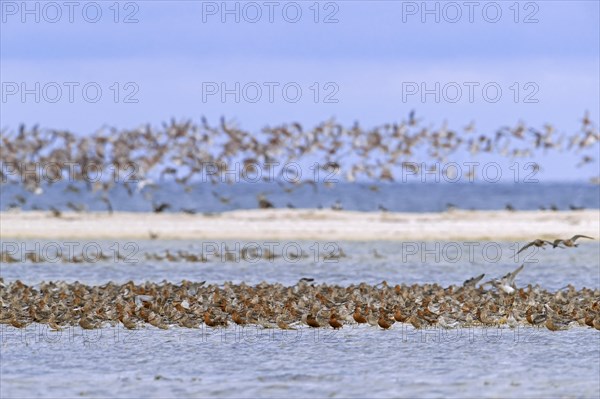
xmin=1 ymin=0 xmax=599 ymax=180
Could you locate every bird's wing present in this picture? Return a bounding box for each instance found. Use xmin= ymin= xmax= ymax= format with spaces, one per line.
xmin=479 ymin=280 xmax=494 ymax=287
xmin=517 ymin=241 xmax=534 ymax=254
xmin=507 ymin=264 xmax=525 ymax=284
xmin=571 ymin=235 xmax=594 ymax=241
xmin=463 ymin=273 xmax=485 ymax=287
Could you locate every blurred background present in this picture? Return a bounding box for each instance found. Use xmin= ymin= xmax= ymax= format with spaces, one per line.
xmin=2 ymin=0 xmax=599 ymax=181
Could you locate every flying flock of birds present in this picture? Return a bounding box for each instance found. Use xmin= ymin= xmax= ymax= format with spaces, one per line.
xmin=0 ymin=113 xmax=598 ymax=212
xmin=0 ymin=115 xmax=598 ymax=335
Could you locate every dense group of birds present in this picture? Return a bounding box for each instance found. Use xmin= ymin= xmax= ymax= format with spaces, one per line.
xmin=0 ymin=236 xmax=597 ymax=332
xmin=2 ymin=272 xmax=599 ymax=332
xmin=1 ymin=114 xmax=598 ymax=211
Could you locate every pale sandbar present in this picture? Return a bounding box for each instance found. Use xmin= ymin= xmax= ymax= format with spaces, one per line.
xmin=1 ymin=209 xmax=598 ymax=241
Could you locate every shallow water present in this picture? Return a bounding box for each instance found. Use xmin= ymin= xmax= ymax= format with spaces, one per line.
xmin=1 ymin=239 xmax=599 ymax=398
xmin=2 ymin=240 xmax=599 ymax=290
xmin=1 ymin=324 xmax=599 ymax=398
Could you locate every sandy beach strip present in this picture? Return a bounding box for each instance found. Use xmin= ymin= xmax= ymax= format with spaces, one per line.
xmin=1 ymin=209 xmax=598 ymax=241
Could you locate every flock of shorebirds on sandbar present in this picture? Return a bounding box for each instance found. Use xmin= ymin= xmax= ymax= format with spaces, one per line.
xmin=1 ymin=113 xmax=598 ymax=212
xmin=0 ymin=236 xmax=596 ymax=335
xmin=1 ymin=247 xmax=599 ymax=332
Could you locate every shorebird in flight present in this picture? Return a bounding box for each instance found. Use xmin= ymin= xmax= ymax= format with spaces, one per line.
xmin=516 ymin=239 xmax=553 ymax=255
xmin=484 ymin=264 xmax=525 ymax=294
xmin=550 ymin=235 xmax=594 ymax=248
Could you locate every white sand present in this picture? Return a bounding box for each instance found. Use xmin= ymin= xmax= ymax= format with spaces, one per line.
xmin=1 ymin=209 xmax=598 ymax=241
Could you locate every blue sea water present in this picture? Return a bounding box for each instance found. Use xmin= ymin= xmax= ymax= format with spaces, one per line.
xmin=1 ymin=181 xmax=599 ymax=213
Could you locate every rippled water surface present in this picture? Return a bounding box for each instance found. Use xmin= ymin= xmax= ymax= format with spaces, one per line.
xmin=2 ymin=240 xmax=599 ymax=290
xmin=1 ymin=239 xmax=599 ymax=398
xmin=2 ymin=324 xmax=599 ymax=398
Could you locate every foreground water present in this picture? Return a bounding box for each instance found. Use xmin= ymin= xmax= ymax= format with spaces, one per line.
xmin=2 ymin=323 xmax=599 ymax=398
xmin=1 ymin=239 xmax=599 ymax=398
